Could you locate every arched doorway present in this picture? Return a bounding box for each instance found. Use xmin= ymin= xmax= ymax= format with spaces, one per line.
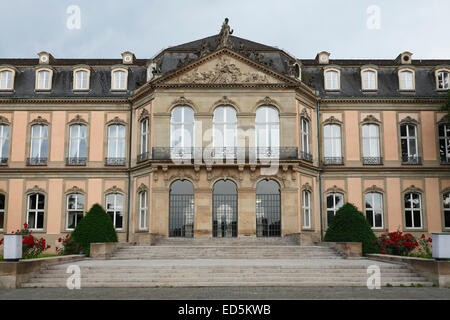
xmin=169 ymin=180 xmax=194 ymax=237
xmin=256 ymin=179 xmax=281 ymax=237
xmin=213 ymin=180 xmax=237 ymax=237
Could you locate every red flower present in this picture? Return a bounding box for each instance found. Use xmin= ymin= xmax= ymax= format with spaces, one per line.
xmin=421 ymin=234 xmax=425 ymax=239
xmin=428 ymin=238 xmax=432 ymax=243
xmin=66 ymin=234 xmax=69 ymax=238
xmin=58 ymin=238 xmax=62 ymax=242
xmin=24 ymin=223 xmax=28 ymax=229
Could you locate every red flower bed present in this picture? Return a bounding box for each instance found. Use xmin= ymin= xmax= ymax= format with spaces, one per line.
xmin=376 ymin=230 xmax=432 ymax=258
xmin=0 ymin=223 xmax=51 ymax=259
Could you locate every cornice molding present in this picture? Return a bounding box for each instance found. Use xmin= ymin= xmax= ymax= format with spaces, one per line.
xmin=302 ymin=182 xmax=313 ymax=192
xmin=105 ymin=185 xmax=124 ymax=194
xmin=29 ymin=116 xmax=50 ymax=126
xmin=26 ymin=185 xmax=46 ymax=194
xmin=67 ymin=114 xmax=88 ymax=125
xmin=361 ymin=114 xmax=381 ymax=125
xmin=106 ymin=116 xmax=127 ymax=126
xmin=65 ymin=186 xmax=85 ymax=194
xmin=325 ymin=185 xmax=346 ymax=194
xmin=136 ymin=183 xmax=149 ymax=194
xmin=364 ymin=185 xmax=384 ymax=194
xmin=403 ymin=185 xmax=423 ymax=194
xmin=299 ymin=108 xmax=311 ymax=121
xmin=322 ymin=116 xmax=343 ymax=125
xmin=170 ymin=96 xmax=196 ymax=111
xmin=138 ymin=108 xmax=149 ymax=122
xmin=0 ymin=115 xmax=10 ymax=125
xmin=399 ymin=116 xmax=420 ymax=125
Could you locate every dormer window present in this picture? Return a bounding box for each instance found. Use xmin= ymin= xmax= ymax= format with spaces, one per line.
xmin=361 ymin=68 xmax=377 ymax=91
xmin=73 ymin=68 xmax=90 ymax=91
xmin=436 ymin=69 xmax=449 ymax=90
xmin=324 ymin=68 xmax=340 ymax=91
xmin=111 ymin=68 xmax=128 ymax=91
xmin=0 ymin=69 xmax=13 ymax=91
xmin=36 ymin=68 xmax=53 ymax=91
xmin=399 ymin=69 xmax=415 ymax=91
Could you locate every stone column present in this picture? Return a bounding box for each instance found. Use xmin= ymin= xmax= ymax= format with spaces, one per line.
xmin=281 ymin=187 xmax=300 ymax=235
xmin=238 ymin=187 xmax=256 ymax=236
xmin=195 ymin=188 xmax=212 ymax=237
xmin=152 ymin=188 xmax=169 ymax=236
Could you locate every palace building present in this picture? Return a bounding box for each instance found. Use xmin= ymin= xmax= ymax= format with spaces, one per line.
xmin=0 ymin=19 xmax=449 ymax=247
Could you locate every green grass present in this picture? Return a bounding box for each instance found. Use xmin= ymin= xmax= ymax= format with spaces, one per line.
xmin=0 ymin=254 xmax=59 ymax=261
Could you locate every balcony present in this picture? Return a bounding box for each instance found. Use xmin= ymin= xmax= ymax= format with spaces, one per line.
xmin=0 ymin=158 xmax=8 ymax=166
xmin=66 ymin=157 xmax=87 ymax=166
xmin=27 ymin=157 xmax=47 ymax=166
xmin=402 ymin=155 xmax=422 ymax=165
xmin=440 ymin=157 xmax=450 ymax=165
xmin=300 ymin=151 xmax=313 ymax=162
xmin=151 ymin=147 xmax=298 ymax=162
xmin=323 ymin=157 xmax=344 ymax=165
xmin=105 ymin=157 xmax=126 ymax=166
xmin=363 ymin=157 xmax=383 ymax=165
xmin=137 ymin=152 xmax=149 ymax=163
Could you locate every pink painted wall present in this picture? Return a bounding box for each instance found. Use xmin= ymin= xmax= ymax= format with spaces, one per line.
xmin=87 ymin=179 xmax=102 ymax=209
xmin=7 ymin=179 xmax=23 ymax=233
xmin=50 ymin=111 xmax=65 ymax=162
xmin=89 ymin=112 xmax=104 ymax=162
xmin=344 ymin=111 xmax=360 ymax=161
xmin=11 ymin=111 xmax=27 ymax=162
xmin=425 ymin=178 xmax=441 ymax=232
xmin=421 ymin=111 xmax=437 ymax=161
xmin=347 ymin=177 xmax=362 ymax=210
xmin=47 ymin=179 xmax=63 ymax=234
xmin=383 ymin=111 xmax=398 ymax=161
xmin=386 ymin=178 xmax=402 ymax=231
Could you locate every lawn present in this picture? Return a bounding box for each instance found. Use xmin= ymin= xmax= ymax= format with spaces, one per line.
xmin=0 ymin=254 xmax=60 ymax=261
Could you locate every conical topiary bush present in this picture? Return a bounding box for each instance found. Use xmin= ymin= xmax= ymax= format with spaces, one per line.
xmin=70 ymin=203 xmax=118 ymax=256
xmin=324 ymin=203 xmax=379 ymax=255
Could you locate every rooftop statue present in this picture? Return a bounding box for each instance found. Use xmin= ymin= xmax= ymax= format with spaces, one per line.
xmin=216 ymin=18 xmax=234 ymax=49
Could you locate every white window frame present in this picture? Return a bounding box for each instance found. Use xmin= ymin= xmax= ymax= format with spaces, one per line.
xmin=27 ymin=193 xmax=45 ymax=230
xmin=443 ymin=192 xmax=450 ymax=229
xmin=35 ymin=69 xmax=53 ymax=91
xmin=73 ymin=69 xmax=90 ymax=91
xmin=0 ymin=193 xmax=5 ymax=231
xmin=106 ymin=193 xmax=124 ymax=230
xmin=324 ymin=69 xmax=340 ymax=91
xmin=439 ymin=124 xmax=450 ymax=163
xmin=30 ymin=124 xmax=48 ymax=159
xmin=326 ymin=192 xmax=344 ymax=227
xmin=107 ymin=124 xmax=126 ymax=159
xmin=170 ymin=106 xmax=195 ymax=158
xmin=436 ymin=69 xmax=450 ymax=90
xmin=0 ymin=69 xmax=14 ymax=91
xmin=213 ymin=106 xmax=237 ymax=156
xmin=255 ymin=106 xmax=280 ymax=158
xmin=69 ymin=124 xmax=87 ymax=159
xmin=302 ymin=190 xmax=311 ymax=228
xmin=404 ymin=192 xmax=423 ymax=229
xmin=66 ymin=193 xmax=85 ymax=230
xmin=111 ymin=68 xmax=128 ymax=91
xmin=301 ymin=118 xmax=310 ymax=154
xmin=324 ymin=124 xmax=342 ymax=158
xmin=399 ymin=69 xmax=415 ymax=91
xmin=0 ymin=124 xmax=9 ymax=160
xmin=140 ymin=118 xmax=149 ymax=155
xmin=365 ymin=192 xmax=384 ymax=229
xmin=362 ymin=124 xmax=380 ymax=158
xmin=400 ymin=123 xmax=418 ymax=160
xmin=361 ymin=69 xmax=377 ymax=91
xmin=139 ymin=191 xmax=148 ymax=230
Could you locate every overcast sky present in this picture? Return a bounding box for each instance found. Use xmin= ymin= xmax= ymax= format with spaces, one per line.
xmin=2 ymin=0 xmax=449 ymax=60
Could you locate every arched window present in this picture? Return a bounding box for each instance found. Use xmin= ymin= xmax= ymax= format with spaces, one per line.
xmin=29 ymin=124 xmax=48 ymax=165
xmin=404 ymin=192 xmax=422 ymax=229
xmin=74 ymin=70 xmax=89 ymax=90
xmin=36 ymin=70 xmax=52 ymax=90
xmin=362 ymin=124 xmax=381 ymax=164
xmin=213 ymin=180 xmax=237 ymax=238
xmin=439 ymin=123 xmax=450 ymax=164
xmin=326 ymin=192 xmax=344 ymax=227
xmin=106 ymin=124 xmax=126 ymax=165
xmin=399 ymin=70 xmax=414 ymax=90
xmin=213 ymin=106 xmax=237 ymax=158
xmin=68 ymin=124 xmax=87 ymax=165
xmin=106 ymin=193 xmax=124 ymax=229
xmin=139 ymin=190 xmax=148 ymax=230
xmin=302 ymin=190 xmax=311 ymax=228
xmin=324 ymin=70 xmax=339 ymax=90
xmin=362 ymin=70 xmax=377 ymax=90
xmin=0 ymin=194 xmax=5 ymax=231
xmin=66 ymin=193 xmax=84 ymax=230
xmin=0 ymin=124 xmax=9 ymax=164
xmin=256 ymin=179 xmax=281 ymax=237
xmin=400 ymin=123 xmax=419 ymax=164
xmin=301 ymin=118 xmax=311 ymax=160
xmin=169 ymin=180 xmax=194 ymax=237
xmin=365 ymin=192 xmax=383 ymax=229
xmin=0 ymin=70 xmax=13 ymax=90
xmin=256 ymin=106 xmax=279 ymax=158
xmin=324 ymin=124 xmax=342 ymax=164
xmin=27 ymin=193 xmax=45 ymax=230
xmin=170 ymin=106 xmax=194 ymax=159
xmin=112 ymin=70 xmax=127 ymax=90
xmin=443 ymin=192 xmax=450 ymax=229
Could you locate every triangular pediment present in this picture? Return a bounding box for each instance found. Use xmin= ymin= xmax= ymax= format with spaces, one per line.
xmin=154 ymin=49 xmax=296 ymax=87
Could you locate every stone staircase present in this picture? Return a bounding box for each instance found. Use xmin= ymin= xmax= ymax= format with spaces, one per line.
xmin=22 ymin=238 xmax=434 ymax=288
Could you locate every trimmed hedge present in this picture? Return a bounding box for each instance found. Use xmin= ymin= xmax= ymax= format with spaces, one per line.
xmin=324 ymin=203 xmax=379 ymax=255
xmin=70 ymin=203 xmax=118 ymax=256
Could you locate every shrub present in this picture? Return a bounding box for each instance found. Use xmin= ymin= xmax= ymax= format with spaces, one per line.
xmin=56 ymin=233 xmax=82 ymax=256
xmin=324 ymin=203 xmax=379 ymax=254
xmin=69 ymin=203 xmax=118 ymax=256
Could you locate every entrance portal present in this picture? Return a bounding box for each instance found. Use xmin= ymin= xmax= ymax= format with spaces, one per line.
xmin=213 ymin=180 xmax=237 ymax=237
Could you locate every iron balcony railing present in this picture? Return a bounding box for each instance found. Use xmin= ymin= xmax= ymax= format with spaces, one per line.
xmin=105 ymin=157 xmax=126 ymax=166
xmin=0 ymin=158 xmax=8 ymax=165
xmin=151 ymin=147 xmax=298 ymax=161
xmin=323 ymin=157 xmax=344 ymax=165
xmin=137 ymin=152 xmax=149 ymax=163
xmin=66 ymin=157 xmax=87 ymax=166
xmin=402 ymin=155 xmax=422 ymax=165
xmin=440 ymin=157 xmax=450 ymax=165
xmin=363 ymin=156 xmax=383 ymax=165
xmin=300 ymin=151 xmax=313 ymax=162
xmin=27 ymin=157 xmax=47 ymax=166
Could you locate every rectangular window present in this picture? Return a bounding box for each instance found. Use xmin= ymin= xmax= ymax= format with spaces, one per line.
xmin=66 ymin=194 xmax=84 ymax=230
xmin=106 ymin=193 xmax=124 ymax=229
xmin=113 ymin=71 xmax=127 ymax=90
xmin=400 ymin=124 xmax=419 ymax=163
xmin=400 ymin=71 xmax=414 ymax=90
xmin=139 ymin=191 xmax=148 ymax=230
xmin=324 ymin=124 xmax=342 ymax=163
xmin=302 ymin=190 xmax=311 ymax=228
xmin=0 ymin=70 xmax=13 ymax=90
xmin=30 ymin=125 xmax=48 ymax=161
xmin=365 ymin=193 xmax=383 ymax=229
xmin=363 ymin=70 xmax=376 ymax=90
xmin=301 ymin=118 xmax=310 ymax=154
xmin=69 ymin=125 xmax=87 ymax=159
xmin=0 ymin=125 xmax=9 ymax=162
xmin=326 ymin=193 xmax=344 ymax=227
xmin=325 ymin=71 xmax=339 ymax=90
xmin=438 ymin=71 xmax=449 ymax=90
xmin=27 ymin=193 xmax=45 ymax=230
xmin=75 ymin=71 xmax=89 ymax=90
xmin=108 ymin=125 xmax=126 ymax=158
xmin=439 ymin=124 xmax=450 ymax=164
xmin=140 ymin=119 xmax=149 ymax=155
xmin=37 ymin=70 xmax=51 ymax=90
xmin=0 ymin=194 xmax=5 ymax=230
xmin=404 ymin=193 xmax=422 ymax=229
xmin=444 ymin=192 xmax=450 ymax=229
